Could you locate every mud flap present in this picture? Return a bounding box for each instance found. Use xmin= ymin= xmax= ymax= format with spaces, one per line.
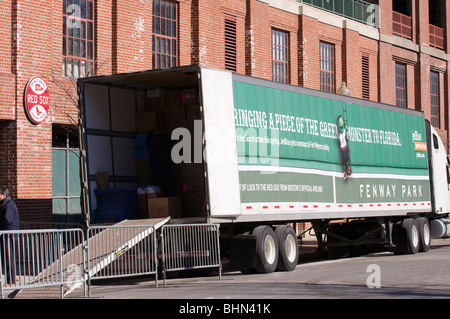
xmin=228 ymin=234 xmax=256 ymax=270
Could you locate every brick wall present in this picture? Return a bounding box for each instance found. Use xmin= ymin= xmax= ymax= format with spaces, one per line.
xmin=0 ymin=0 xmax=15 ymax=120
xmin=9 ymin=1 xmax=53 ymax=224
xmin=2 ymin=0 xmax=450 ymax=222
xmin=377 ymin=0 xmax=450 ymax=146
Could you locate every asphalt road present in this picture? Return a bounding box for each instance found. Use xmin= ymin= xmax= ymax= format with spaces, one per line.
xmin=70 ymin=239 xmax=450 ymax=300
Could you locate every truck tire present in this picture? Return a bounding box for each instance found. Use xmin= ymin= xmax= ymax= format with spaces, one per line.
xmin=416 ymin=217 xmax=431 ymax=252
xmin=275 ymin=225 xmax=299 ymax=271
xmin=392 ymin=218 xmax=420 ymax=254
xmin=403 ymin=218 xmax=420 ymax=254
xmin=253 ymin=226 xmax=278 ymax=274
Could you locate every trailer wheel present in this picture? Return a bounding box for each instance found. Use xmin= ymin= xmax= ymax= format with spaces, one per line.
xmin=275 ymin=225 xmax=299 ymax=271
xmin=253 ymin=226 xmax=278 ymax=274
xmin=403 ymin=218 xmax=420 ymax=254
xmin=416 ymin=217 xmax=431 ymax=252
xmin=392 ymin=218 xmax=419 ymax=254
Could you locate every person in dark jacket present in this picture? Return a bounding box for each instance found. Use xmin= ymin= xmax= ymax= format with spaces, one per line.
xmin=0 ymin=187 xmax=19 ymax=285
xmin=0 ymin=187 xmax=20 ymax=231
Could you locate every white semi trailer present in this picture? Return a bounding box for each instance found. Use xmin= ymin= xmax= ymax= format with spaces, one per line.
xmin=78 ymin=65 xmax=450 ymax=274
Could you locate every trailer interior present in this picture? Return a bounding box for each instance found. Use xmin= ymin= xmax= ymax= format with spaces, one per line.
xmin=79 ymin=66 xmax=208 ymax=223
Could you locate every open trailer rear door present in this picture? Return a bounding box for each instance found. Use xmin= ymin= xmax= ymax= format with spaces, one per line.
xmin=200 ymin=67 xmax=241 ymax=217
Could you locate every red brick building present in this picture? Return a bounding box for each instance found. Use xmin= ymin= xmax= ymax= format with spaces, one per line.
xmin=0 ymin=0 xmax=449 ymax=224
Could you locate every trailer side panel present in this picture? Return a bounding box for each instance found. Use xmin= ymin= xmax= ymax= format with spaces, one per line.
xmin=230 ymin=74 xmax=431 ymax=221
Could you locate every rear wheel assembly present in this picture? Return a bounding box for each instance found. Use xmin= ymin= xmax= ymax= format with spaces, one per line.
xmin=275 ymin=225 xmax=299 ymax=271
xmin=416 ymin=217 xmax=431 ymax=252
xmin=393 ymin=218 xmax=420 ymax=254
xmin=253 ymin=226 xmax=278 ymax=274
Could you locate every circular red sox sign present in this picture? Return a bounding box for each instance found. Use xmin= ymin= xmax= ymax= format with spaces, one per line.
xmin=24 ymin=76 xmax=50 ymax=124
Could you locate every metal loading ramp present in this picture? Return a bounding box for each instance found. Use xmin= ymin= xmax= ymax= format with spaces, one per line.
xmin=8 ymin=217 xmax=169 ymax=299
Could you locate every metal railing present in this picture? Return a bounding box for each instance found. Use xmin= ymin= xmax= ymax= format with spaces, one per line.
xmin=393 ymin=11 xmax=412 ymax=40
xmin=0 ymin=229 xmax=86 ymax=299
xmin=86 ymin=224 xmax=158 ymax=293
xmin=430 ymin=24 xmax=445 ymax=50
xmin=20 ymin=220 xmax=84 ymax=230
xmin=298 ymin=0 xmax=376 ymax=26
xmin=161 ymin=224 xmax=221 ymax=286
xmin=0 ymin=223 xmax=222 ymax=298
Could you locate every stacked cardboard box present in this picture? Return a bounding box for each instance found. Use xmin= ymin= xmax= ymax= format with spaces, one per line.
xmin=147 ymin=197 xmax=182 ymax=218
xmin=137 ymin=185 xmax=161 ymax=218
xmin=135 ymin=87 xmax=203 ymax=219
xmin=179 ymin=163 xmax=207 ymax=217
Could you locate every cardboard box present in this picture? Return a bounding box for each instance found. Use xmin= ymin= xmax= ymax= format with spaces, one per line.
xmin=165 ymin=104 xmax=185 ymax=122
xmin=147 ymin=88 xmax=164 ymax=98
xmin=180 ymin=88 xmax=198 ymax=104
xmin=179 ymin=163 xmax=206 ymax=217
xmin=144 ymin=96 xmax=165 ymax=111
xmin=137 ymin=185 xmax=162 ymax=217
xmin=147 ymin=197 xmax=182 ymax=218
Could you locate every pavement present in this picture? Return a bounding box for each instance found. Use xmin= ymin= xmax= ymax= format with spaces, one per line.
xmin=1 ymin=235 xmax=319 ymax=300
xmin=65 ymin=235 xmax=321 ymax=299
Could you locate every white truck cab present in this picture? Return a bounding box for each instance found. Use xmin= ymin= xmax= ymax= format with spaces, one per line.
xmin=427 ymin=123 xmax=450 ymax=215
xmin=427 ymin=122 xmax=450 ymax=238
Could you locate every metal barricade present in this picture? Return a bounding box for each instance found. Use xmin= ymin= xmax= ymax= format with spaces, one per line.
xmin=161 ymin=224 xmax=221 ymax=286
xmin=0 ymin=229 xmax=86 ymax=299
xmin=0 ymin=223 xmax=221 ymax=297
xmin=87 ymin=224 xmax=158 ymax=294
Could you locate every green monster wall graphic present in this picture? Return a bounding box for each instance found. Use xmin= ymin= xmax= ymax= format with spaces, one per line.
xmin=337 ymin=114 xmax=351 ymax=180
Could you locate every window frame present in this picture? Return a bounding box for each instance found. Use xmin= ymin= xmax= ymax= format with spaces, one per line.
xmin=395 ymin=62 xmax=407 ymax=108
xmin=430 ymin=70 xmax=440 ymax=128
xmin=62 ymin=0 xmax=95 ymax=78
xmin=152 ymin=0 xmax=178 ymax=70
xmin=52 ymin=124 xmax=82 ymax=224
xmin=271 ymin=28 xmax=290 ymax=84
xmin=320 ymin=41 xmax=335 ymax=93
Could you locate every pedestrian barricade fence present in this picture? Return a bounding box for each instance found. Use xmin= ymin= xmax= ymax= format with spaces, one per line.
xmin=0 ymin=228 xmax=86 ymax=299
xmin=161 ymin=224 xmax=222 ymax=286
xmin=86 ymin=224 xmax=158 ymax=294
xmin=0 ymin=223 xmax=221 ymax=298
